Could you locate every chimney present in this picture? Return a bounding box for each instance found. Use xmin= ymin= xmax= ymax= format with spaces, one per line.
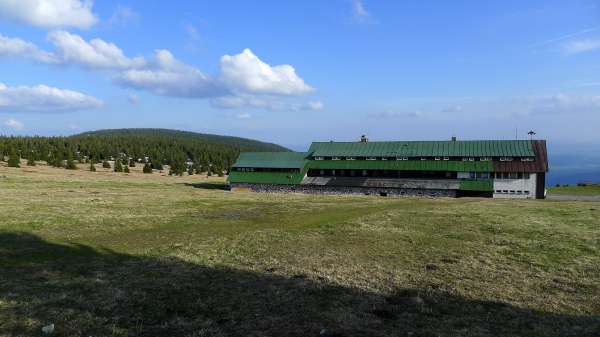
xmin=451 ymin=136 xmax=457 ymax=142
xmin=360 ymin=135 xmax=368 ymax=143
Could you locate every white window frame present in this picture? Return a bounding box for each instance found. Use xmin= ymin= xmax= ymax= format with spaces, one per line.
xmin=480 ymin=157 xmax=491 ymax=161
xmin=331 ymin=156 xmax=341 ymax=160
xmin=521 ymin=157 xmax=534 ymax=162
xmin=315 ymin=156 xmax=324 ymax=161
xmin=443 ymin=156 xmax=450 ymax=161
xmin=346 ymin=157 xmax=356 ymax=161
xmin=500 ymin=157 xmax=513 ymax=162
xmin=435 ymin=157 xmax=441 ymax=161
xmin=366 ymin=156 xmax=376 ymax=161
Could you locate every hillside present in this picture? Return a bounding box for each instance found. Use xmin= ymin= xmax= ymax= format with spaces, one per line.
xmin=0 ymin=163 xmax=599 ymax=336
xmin=0 ymin=128 xmax=288 ymax=171
xmin=73 ymin=128 xmax=288 ymax=152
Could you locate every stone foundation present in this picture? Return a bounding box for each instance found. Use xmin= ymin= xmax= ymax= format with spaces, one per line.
xmin=229 ymin=183 xmax=456 ymax=198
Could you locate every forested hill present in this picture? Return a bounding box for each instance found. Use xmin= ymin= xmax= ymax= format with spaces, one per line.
xmin=0 ymin=128 xmax=288 ymax=172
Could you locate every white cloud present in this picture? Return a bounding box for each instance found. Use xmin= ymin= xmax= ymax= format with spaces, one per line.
xmin=0 ymin=33 xmax=58 ymax=63
xmin=4 ymin=118 xmax=24 ymax=130
xmin=236 ymin=112 xmax=251 ymax=119
xmin=210 ymin=95 xmax=322 ymax=112
xmin=219 ymin=48 xmax=313 ymax=96
xmin=47 ymin=30 xmax=146 ymax=69
xmin=0 ymin=0 xmax=98 ymax=29
xmin=562 ymin=38 xmax=600 ymax=54
xmin=368 ymin=110 xmax=422 ymax=119
xmin=0 ymin=82 xmax=102 ymax=113
xmin=108 ymin=5 xmax=139 ymax=26
xmin=116 ymin=49 xmax=223 ymax=97
xmin=352 ymin=0 xmax=373 ymax=23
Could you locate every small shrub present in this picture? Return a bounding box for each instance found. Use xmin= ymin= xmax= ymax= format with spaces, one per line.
xmin=114 ymin=159 xmax=123 ymax=172
xmin=7 ymin=148 xmax=20 ymax=168
xmin=124 ymin=165 xmax=130 ymax=173
xmin=102 ymin=160 xmax=111 ymax=169
xmin=143 ymin=163 xmax=152 ymax=174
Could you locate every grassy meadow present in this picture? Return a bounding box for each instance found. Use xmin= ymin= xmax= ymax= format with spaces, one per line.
xmin=1 ymin=161 xmax=599 ymax=337
xmin=548 ymin=184 xmax=600 ymax=196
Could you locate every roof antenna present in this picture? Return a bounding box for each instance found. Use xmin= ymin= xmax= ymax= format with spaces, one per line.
xmin=527 ymin=130 xmax=536 ymax=140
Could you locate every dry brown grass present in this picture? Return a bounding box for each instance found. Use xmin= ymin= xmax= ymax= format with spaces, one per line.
xmin=1 ymin=162 xmax=599 ymax=336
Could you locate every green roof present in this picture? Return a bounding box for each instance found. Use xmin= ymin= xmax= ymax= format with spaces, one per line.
xmin=306 ymin=160 xmax=493 ymax=172
xmin=232 ymin=152 xmax=307 ymax=169
xmin=228 ymin=171 xmax=306 ymax=185
xmin=308 ymin=140 xmax=535 ymax=157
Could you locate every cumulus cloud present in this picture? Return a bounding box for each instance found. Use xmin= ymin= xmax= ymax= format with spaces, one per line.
xmin=47 ymin=30 xmax=146 ymax=69
xmin=116 ymin=49 xmax=223 ymax=97
xmin=0 ymin=33 xmax=58 ymax=63
xmin=0 ymin=82 xmax=102 ymax=112
xmin=219 ymin=48 xmax=313 ymax=96
xmin=4 ymin=118 xmax=24 ymax=130
xmin=0 ymin=31 xmax=318 ymax=110
xmin=0 ymin=0 xmax=98 ymax=29
xmin=211 ymin=95 xmax=322 ymax=112
xmin=562 ymin=38 xmax=600 ymax=54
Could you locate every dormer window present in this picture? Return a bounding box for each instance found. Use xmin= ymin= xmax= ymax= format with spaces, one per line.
xmin=443 ymin=157 xmax=450 ymax=161
xmin=332 ymin=156 xmax=341 ymax=160
xmin=346 ymin=156 xmax=356 ymax=160
xmin=396 ymin=157 xmax=408 ymax=161
xmin=480 ymin=157 xmax=491 ymax=161
xmin=521 ymin=157 xmax=534 ymax=162
xmin=435 ymin=157 xmax=441 ymax=161
xmin=381 ymin=157 xmax=388 ymax=161
xmin=463 ymin=157 xmax=474 ymax=161
xmin=500 ymin=157 xmax=513 ymax=162
xmin=366 ymin=156 xmax=376 ymax=161
xmin=315 ymin=156 xmax=324 ymax=160
xmin=421 ymin=157 xmax=427 ymax=161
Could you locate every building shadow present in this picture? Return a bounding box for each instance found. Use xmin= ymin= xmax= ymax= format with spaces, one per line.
xmin=1 ymin=232 xmax=598 ymax=337
xmin=182 ymin=182 xmax=228 ymax=190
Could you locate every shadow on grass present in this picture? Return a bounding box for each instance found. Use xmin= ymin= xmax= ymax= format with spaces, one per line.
xmin=1 ymin=232 xmax=598 ymax=337
xmin=183 ymin=182 xmax=228 ymax=190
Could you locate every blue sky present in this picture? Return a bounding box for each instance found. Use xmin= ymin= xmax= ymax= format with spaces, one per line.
xmin=0 ymin=0 xmax=599 ymax=151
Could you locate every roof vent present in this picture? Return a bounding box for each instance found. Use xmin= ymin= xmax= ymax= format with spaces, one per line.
xmin=451 ymin=136 xmax=457 ymax=141
xmin=360 ymin=135 xmax=368 ymax=143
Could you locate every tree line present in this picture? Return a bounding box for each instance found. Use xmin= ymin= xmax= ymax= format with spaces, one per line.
xmin=0 ymin=128 xmax=287 ymax=176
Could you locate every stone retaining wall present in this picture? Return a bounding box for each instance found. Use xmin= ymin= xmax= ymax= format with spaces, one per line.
xmin=230 ymin=183 xmax=456 ymax=198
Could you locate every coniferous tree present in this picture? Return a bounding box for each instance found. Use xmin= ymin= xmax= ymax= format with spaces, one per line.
xmin=124 ymin=165 xmax=130 ymax=173
xmin=188 ymin=166 xmax=194 ymax=175
xmin=114 ymin=159 xmax=123 ymax=172
xmin=143 ymin=163 xmax=152 ymax=174
xmin=102 ymin=160 xmax=111 ymax=169
xmin=7 ymin=148 xmax=20 ymax=168
xmin=26 ymin=152 xmax=36 ymax=166
xmin=129 ymin=159 xmax=136 ymax=167
xmin=66 ymin=153 xmax=77 ymax=170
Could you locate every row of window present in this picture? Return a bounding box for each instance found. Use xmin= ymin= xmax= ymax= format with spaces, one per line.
xmin=495 ymin=190 xmax=530 ymax=195
xmin=493 ymin=172 xmax=531 ymax=180
xmin=314 ymin=156 xmax=534 ymax=162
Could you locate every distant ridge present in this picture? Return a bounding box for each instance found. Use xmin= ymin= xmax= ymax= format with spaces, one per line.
xmin=73 ymin=128 xmax=289 ymax=152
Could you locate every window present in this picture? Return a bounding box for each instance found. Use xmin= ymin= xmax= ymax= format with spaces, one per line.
xmin=500 ymin=157 xmax=513 ymax=161
xmin=443 ymin=156 xmax=450 ymax=161
xmin=346 ymin=156 xmax=356 ymax=160
xmin=517 ymin=190 xmax=522 ymax=194
xmin=462 ymin=157 xmax=469 ymax=161
xmin=503 ymin=190 xmax=508 ymax=193
xmin=524 ymin=191 xmax=530 ymax=195
xmin=315 ymin=156 xmax=324 ymax=160
xmin=469 ymin=172 xmax=476 ymax=179
xmin=521 ymin=157 xmax=534 ymax=162
xmin=510 ymin=190 xmax=515 ymax=194
xmin=421 ymin=157 xmax=427 ymax=161
xmin=435 ymin=157 xmax=441 ymax=161
xmin=332 ymin=156 xmax=340 ymax=160
xmin=381 ymin=157 xmax=388 ymax=161
xmin=496 ymin=190 xmax=502 ymax=193
xmin=366 ymin=157 xmax=376 ymax=161
xmin=468 ymin=157 xmax=475 ymax=161
xmin=523 ymin=173 xmax=530 ymax=179
xmin=480 ymin=157 xmax=491 ymax=161
xmin=402 ymin=157 xmax=409 ymax=161
xmin=478 ymin=172 xmax=490 ymax=179
xmin=509 ymin=172 xmax=518 ymax=179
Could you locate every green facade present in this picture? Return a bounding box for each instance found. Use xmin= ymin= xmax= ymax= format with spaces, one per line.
xmin=459 ymin=179 xmax=494 ymax=191
xmin=228 ymin=171 xmax=306 ymax=185
xmin=306 ymin=160 xmax=493 ymax=172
